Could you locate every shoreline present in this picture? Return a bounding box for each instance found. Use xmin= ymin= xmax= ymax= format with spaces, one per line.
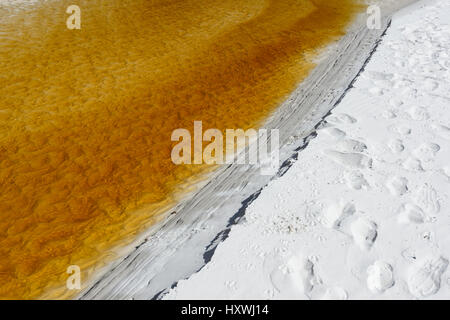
xmin=78 ymin=0 xmax=418 ymax=300
xmin=3 ymin=0 xmax=362 ymax=299
xmin=164 ymin=0 xmax=450 ymax=299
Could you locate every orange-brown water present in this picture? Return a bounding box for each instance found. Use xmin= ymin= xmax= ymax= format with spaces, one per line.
xmin=0 ymin=0 xmax=362 ymax=299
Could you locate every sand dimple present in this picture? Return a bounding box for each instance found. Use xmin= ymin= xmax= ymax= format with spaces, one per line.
xmin=408 ymin=256 xmax=448 ymax=298
xmin=350 ymin=217 xmax=378 ymax=251
xmin=323 ymin=150 xmax=373 ymax=169
xmin=367 ymin=261 xmax=395 ymax=293
xmin=386 ymin=176 xmax=408 ymax=196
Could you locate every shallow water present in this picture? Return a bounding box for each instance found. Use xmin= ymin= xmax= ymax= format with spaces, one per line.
xmin=0 ymin=0 xmax=361 ymax=299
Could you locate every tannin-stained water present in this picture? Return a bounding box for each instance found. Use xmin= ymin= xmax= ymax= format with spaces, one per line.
xmin=0 ymin=0 xmax=362 ymax=298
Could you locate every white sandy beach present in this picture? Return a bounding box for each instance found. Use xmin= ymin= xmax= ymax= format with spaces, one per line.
xmin=4 ymin=0 xmax=446 ymax=300
xmin=78 ymin=0 xmax=450 ymax=300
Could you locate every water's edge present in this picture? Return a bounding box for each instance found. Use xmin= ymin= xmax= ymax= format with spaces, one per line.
xmin=79 ymin=1 xmax=416 ymax=300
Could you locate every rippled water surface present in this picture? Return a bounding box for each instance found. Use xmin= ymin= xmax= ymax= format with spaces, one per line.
xmin=0 ymin=0 xmax=361 ymax=298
